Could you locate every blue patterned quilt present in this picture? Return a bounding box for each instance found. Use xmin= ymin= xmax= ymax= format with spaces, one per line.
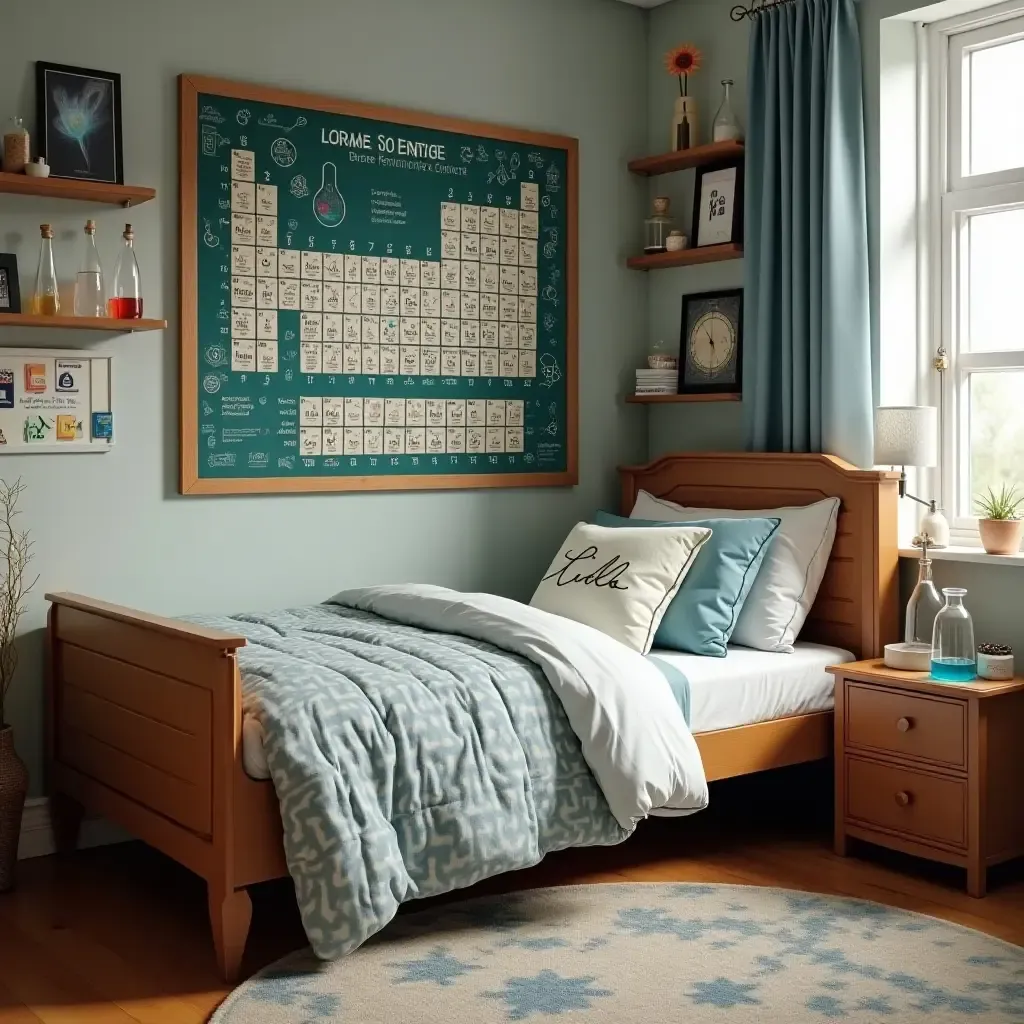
xmin=189 ymin=586 xmax=706 ymax=960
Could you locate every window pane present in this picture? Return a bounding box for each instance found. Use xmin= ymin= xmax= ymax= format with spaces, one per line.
xmin=969 ymin=371 xmax=1024 ymax=510
xmin=969 ymin=38 xmax=1024 ymax=176
xmin=967 ymin=208 xmax=1024 ymax=351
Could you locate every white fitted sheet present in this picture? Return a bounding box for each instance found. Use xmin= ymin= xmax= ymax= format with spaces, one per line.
xmin=240 ymin=640 xmax=855 ymax=780
xmin=651 ymin=642 xmax=854 ymax=735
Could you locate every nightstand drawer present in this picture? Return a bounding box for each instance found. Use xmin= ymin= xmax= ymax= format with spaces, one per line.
xmin=846 ymin=684 xmax=966 ymax=768
xmin=846 ymin=756 xmax=967 ymax=849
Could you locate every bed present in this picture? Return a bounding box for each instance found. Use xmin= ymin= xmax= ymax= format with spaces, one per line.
xmin=44 ymin=451 xmax=899 ymax=980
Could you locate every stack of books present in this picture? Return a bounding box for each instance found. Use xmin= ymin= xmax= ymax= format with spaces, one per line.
xmin=634 ymin=368 xmax=678 ymax=396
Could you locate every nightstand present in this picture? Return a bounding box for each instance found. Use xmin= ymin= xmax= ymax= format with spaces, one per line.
xmin=830 ymin=659 xmax=1024 ymax=897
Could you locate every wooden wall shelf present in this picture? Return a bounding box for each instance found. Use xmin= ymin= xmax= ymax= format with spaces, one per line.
xmin=0 ymin=172 xmax=155 ymax=207
xmin=627 ymin=393 xmax=742 ymax=404
xmin=0 ymin=313 xmax=166 ymax=332
xmin=627 ymin=243 xmax=743 ymax=271
xmin=628 ymin=140 xmax=744 ymax=177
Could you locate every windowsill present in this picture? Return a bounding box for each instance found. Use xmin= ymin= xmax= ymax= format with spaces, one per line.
xmin=899 ymin=545 xmax=1024 ymax=567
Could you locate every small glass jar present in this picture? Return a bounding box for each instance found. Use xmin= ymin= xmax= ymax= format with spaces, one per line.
xmin=930 ymin=587 xmax=976 ymax=682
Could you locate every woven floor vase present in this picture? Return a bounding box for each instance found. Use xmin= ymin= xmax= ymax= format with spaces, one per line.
xmin=0 ymin=726 xmax=28 ymax=893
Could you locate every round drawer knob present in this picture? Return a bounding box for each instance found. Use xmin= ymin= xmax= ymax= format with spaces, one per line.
xmin=895 ymin=790 xmax=912 ymax=807
xmin=897 ymin=717 xmax=913 ymax=733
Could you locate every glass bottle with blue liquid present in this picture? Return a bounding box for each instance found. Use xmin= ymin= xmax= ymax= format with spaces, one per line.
xmin=930 ymin=587 xmax=976 ymax=682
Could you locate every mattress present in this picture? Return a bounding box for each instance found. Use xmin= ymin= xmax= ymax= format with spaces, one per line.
xmin=240 ymin=640 xmax=854 ymax=781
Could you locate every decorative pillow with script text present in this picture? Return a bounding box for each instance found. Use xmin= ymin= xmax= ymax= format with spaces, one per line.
xmin=530 ymin=522 xmax=713 ymax=654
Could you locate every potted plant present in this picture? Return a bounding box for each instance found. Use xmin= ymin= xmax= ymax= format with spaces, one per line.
xmin=974 ymin=483 xmax=1024 ymax=555
xmin=0 ymin=478 xmax=37 ymax=893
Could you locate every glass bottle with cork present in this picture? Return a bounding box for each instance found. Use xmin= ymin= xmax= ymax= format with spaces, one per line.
xmin=32 ymin=223 xmax=60 ymax=316
xmin=74 ymin=220 xmax=106 ymax=318
xmin=108 ymin=223 xmax=143 ymax=319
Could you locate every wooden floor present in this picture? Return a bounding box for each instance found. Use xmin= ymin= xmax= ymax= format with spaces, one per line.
xmin=2 ymin=767 xmax=1022 ymax=1023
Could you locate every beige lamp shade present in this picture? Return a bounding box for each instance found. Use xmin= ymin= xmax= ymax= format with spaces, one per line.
xmin=874 ymin=406 xmax=938 ymax=467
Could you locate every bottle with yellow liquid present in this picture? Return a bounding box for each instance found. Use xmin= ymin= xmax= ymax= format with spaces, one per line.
xmin=32 ymin=224 xmax=60 ymax=315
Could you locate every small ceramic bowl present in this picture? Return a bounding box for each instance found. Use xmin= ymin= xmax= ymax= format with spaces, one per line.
xmin=24 ymin=159 xmax=50 ymax=178
xmin=665 ymin=231 xmax=687 ymax=252
xmin=977 ymin=651 xmax=1014 ymax=680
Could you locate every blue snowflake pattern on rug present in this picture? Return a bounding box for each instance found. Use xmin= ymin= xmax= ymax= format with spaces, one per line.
xmin=483 ymin=969 xmax=613 ymax=1020
xmin=690 ymin=978 xmax=761 ymax=1008
xmin=387 ymin=946 xmax=482 ymax=987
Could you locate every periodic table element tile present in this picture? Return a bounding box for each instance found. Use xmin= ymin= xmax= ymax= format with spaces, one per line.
xmin=421 ymin=347 xmax=440 ymax=375
xmin=426 ymin=399 xmax=446 ymax=427
xmin=460 ymin=320 xmax=480 ymax=347
xmin=500 ymin=237 xmax=519 ymax=265
xmin=500 ymin=350 xmax=520 ymax=378
xmin=401 ymin=287 xmax=420 ymax=316
xmin=380 ymin=344 xmax=399 ymax=375
xmin=344 ymin=254 xmax=361 ymax=282
xmin=302 ymin=427 xmax=323 ymax=457
xmin=518 ymin=296 xmax=537 ymax=323
xmin=480 ymin=320 xmax=499 ymax=348
xmin=323 ymin=343 xmax=343 ymax=374
xmin=480 ymin=206 xmax=500 ymax=235
xmin=406 ymin=427 xmax=425 ymax=454
xmin=480 ymin=234 xmax=500 ymax=264
xmin=441 ymin=290 xmax=459 ymax=319
xmin=520 ymin=182 xmax=540 ymax=212
xmin=467 ymin=426 xmax=485 ymax=453
xmin=441 ymin=319 xmax=461 ymax=347
xmin=420 ymin=288 xmax=440 ymax=318
xmin=400 ymin=258 xmax=420 ymax=287
xmin=301 ymin=341 xmax=323 ymax=373
xmin=300 ymin=396 xmax=323 ymax=426
xmin=232 ymin=180 xmax=255 ymax=214
xmin=381 ymin=257 xmax=401 ymax=285
xmin=362 ymin=344 xmax=381 ymax=374
xmin=344 ymin=427 xmax=363 ymax=456
xmin=480 ymin=292 xmax=499 ymax=321
xmin=420 ymin=260 xmax=441 ymax=288
xmin=231 ymin=149 xmax=255 ymax=182
xmin=385 ymin=398 xmax=406 ymax=426
xmin=441 ymin=260 xmax=461 ymax=290
xmin=381 ymin=285 xmax=400 ymax=316
xmin=500 ymin=208 xmax=519 ymax=236
xmin=300 ymin=312 xmax=322 ymax=342
xmin=232 ymin=276 xmax=256 ymax=307
xmin=279 ymin=278 xmax=300 ymax=310
xmin=323 ymin=252 xmax=344 ymax=280
xmin=323 ymin=397 xmax=345 ymax=426
xmin=400 ymin=345 xmax=420 ymax=375
xmin=467 ymin=399 xmax=486 ymax=426
xmin=362 ymin=283 xmax=381 ymax=315
xmin=427 ymin=427 xmax=446 ymax=455
xmin=323 ymin=281 xmax=343 ymax=313
xmin=365 ymin=397 xmax=385 ymax=426
xmin=257 ymin=277 xmax=278 ymax=309
xmin=278 ymin=249 xmax=301 ymax=278
xmin=481 ymin=349 xmax=500 ymax=376
xmin=461 ymin=348 xmax=480 ymax=376
xmin=518 ymin=324 xmax=537 ymax=350
xmin=257 ymin=183 xmax=277 ymax=215
xmin=344 ymin=283 xmax=361 ymax=313
xmin=500 ymin=265 xmax=519 ymax=295
xmin=461 ymin=261 xmax=480 ymax=291
xmin=322 ymin=426 xmax=342 ymax=455
xmin=499 ymin=294 xmax=519 ymax=323
xmin=441 ymin=348 xmax=461 ymax=376
xmin=441 ymin=202 xmax=460 ymax=231
xmin=345 ymin=397 xmax=363 ymax=426
xmin=257 ymin=309 xmax=278 ymax=340
xmin=232 ymin=307 xmax=256 ymax=339
xmin=518 ymin=268 xmax=538 ymax=296
xmin=480 ymin=264 xmax=500 ymax=293
xmin=323 ymin=314 xmax=343 ymax=343
xmin=461 ymin=205 xmax=480 ymax=233
xmin=257 ymin=338 xmax=278 ymax=372
xmin=385 ymin=426 xmax=405 ymax=454
xmin=256 ymin=246 xmax=277 ymax=277
xmin=520 ymin=350 xmax=537 ymax=377
xmin=486 ymin=399 xmax=506 ymax=426
xmin=301 ymin=280 xmax=323 ymax=311
xmin=256 ymin=216 xmax=277 ymax=248
xmin=302 ymin=251 xmax=323 ymax=279
xmin=519 ymin=239 xmax=538 ymax=267
xmin=486 ymin=426 xmax=505 ymax=453
xmin=232 ymin=245 xmax=256 ymax=276
xmin=447 ymin=426 xmax=466 ymax=454
xmin=460 ymin=291 xmax=480 ymax=319
xmin=361 ymin=256 xmax=381 ymax=283
xmin=343 ymin=315 xmax=361 ymax=344
xmin=365 ymin=427 xmax=384 ymax=455
xmin=446 ymin=399 xmax=466 ymax=426
xmin=343 ymin=342 xmax=361 ymax=374
xmin=506 ymin=427 xmax=525 ymax=452
xmin=460 ymin=233 xmax=480 ymax=260
xmin=400 ymin=317 xmax=420 ymax=346
xmin=420 ymin=318 xmax=440 ymax=346
xmin=233 ymin=213 xmax=256 ymax=245
xmin=372 ymin=316 xmax=391 ymax=345
xmin=441 ymin=231 xmax=460 ymax=260
xmin=519 ymin=211 xmax=540 ymax=240
xmin=506 ymin=400 xmax=524 ymax=426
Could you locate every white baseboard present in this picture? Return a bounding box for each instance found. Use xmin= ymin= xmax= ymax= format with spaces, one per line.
xmin=17 ymin=797 xmax=133 ymax=860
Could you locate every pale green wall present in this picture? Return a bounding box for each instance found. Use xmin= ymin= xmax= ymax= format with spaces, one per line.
xmin=0 ymin=0 xmax=650 ymax=794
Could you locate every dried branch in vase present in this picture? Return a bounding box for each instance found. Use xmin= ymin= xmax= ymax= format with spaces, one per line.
xmin=0 ymin=479 xmax=38 ymax=728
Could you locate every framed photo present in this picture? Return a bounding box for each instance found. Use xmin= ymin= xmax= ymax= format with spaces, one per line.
xmin=0 ymin=255 xmax=21 ymax=314
xmin=679 ymin=288 xmax=743 ymax=395
xmin=36 ymin=62 xmax=123 ymax=184
xmin=691 ymin=160 xmax=743 ymax=247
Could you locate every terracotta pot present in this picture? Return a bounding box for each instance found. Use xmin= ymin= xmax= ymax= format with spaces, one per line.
xmin=978 ymin=518 xmax=1024 ymax=555
xmin=0 ymin=726 xmax=28 ymax=893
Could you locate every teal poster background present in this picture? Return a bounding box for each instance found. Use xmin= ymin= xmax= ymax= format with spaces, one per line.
xmin=190 ymin=85 xmax=572 ymax=487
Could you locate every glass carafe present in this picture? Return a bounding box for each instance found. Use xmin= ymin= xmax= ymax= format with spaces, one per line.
xmin=32 ymin=223 xmax=60 ymax=315
xmin=108 ymin=223 xmax=143 ymax=319
xmin=74 ymin=220 xmax=105 ymax=317
xmin=905 ymin=542 xmax=943 ymax=646
xmin=313 ymin=161 xmax=346 ymax=228
xmin=931 ymin=587 xmax=976 ymax=682
xmin=713 ymin=79 xmax=742 ymax=142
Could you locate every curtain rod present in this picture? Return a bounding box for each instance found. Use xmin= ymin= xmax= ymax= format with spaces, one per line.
xmin=730 ymin=0 xmax=797 ymax=21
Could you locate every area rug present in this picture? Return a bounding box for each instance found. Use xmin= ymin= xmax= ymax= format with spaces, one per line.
xmin=212 ymin=883 xmax=1024 ymax=1022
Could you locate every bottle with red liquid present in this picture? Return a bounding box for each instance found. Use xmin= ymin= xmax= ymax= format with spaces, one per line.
xmin=108 ymin=223 xmax=143 ymax=319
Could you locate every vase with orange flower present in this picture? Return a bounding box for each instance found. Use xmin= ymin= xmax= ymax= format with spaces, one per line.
xmin=666 ymin=43 xmax=703 ymax=151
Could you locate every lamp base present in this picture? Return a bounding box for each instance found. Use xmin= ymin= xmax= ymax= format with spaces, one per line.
xmin=920 ymin=506 xmax=950 ymax=548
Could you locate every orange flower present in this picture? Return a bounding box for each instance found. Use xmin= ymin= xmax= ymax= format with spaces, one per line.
xmin=665 ymin=43 xmax=703 ymax=76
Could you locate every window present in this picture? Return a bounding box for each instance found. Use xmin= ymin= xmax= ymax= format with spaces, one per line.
xmin=930 ymin=10 xmax=1024 ymax=540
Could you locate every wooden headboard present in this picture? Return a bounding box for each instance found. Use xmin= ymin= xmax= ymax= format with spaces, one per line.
xmin=619 ymin=452 xmax=900 ymax=659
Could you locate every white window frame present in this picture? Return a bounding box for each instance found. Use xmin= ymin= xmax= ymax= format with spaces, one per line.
xmin=926 ymin=4 xmax=1024 ymax=545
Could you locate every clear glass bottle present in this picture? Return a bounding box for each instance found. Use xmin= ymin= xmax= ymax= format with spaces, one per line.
xmin=108 ymin=223 xmax=143 ymax=319
xmin=904 ymin=539 xmax=943 ymax=645
xmin=32 ymin=223 xmax=60 ymax=315
xmin=712 ymin=79 xmax=742 ymax=142
xmin=74 ymin=220 xmax=106 ymax=318
xmin=2 ymin=115 xmax=30 ymax=173
xmin=931 ymin=587 xmax=976 ymax=682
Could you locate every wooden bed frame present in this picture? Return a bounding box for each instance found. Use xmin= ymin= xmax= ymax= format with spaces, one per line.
xmin=45 ymin=452 xmax=898 ymax=981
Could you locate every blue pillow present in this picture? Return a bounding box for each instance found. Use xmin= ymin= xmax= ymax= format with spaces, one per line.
xmin=592 ymin=511 xmax=780 ymax=657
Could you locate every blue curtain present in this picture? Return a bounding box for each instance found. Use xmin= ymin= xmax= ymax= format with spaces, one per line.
xmin=744 ymin=0 xmax=874 ymax=468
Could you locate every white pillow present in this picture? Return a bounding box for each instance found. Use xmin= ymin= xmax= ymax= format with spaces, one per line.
xmin=530 ymin=521 xmax=712 ymax=654
xmin=630 ymin=490 xmax=840 ymax=653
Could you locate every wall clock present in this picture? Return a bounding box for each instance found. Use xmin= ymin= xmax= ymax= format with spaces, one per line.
xmin=679 ymin=288 xmax=742 ymax=395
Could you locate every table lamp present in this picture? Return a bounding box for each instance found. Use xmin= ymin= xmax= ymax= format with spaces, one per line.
xmin=874 ymin=405 xmax=950 ymax=548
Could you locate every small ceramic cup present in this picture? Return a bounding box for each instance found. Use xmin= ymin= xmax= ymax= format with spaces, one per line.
xmin=977 ymin=651 xmax=1014 ymax=680
xmin=665 ymin=231 xmax=686 ymax=252
xmin=24 ymin=157 xmax=50 ymax=178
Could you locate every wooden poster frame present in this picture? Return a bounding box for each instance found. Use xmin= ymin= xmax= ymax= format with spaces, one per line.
xmin=179 ymin=74 xmax=579 ymax=495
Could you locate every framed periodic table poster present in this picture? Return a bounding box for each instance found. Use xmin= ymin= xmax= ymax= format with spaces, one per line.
xmin=179 ymin=75 xmax=577 ymax=495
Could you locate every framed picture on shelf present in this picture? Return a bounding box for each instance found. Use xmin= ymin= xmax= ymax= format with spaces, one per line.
xmin=679 ymin=288 xmax=742 ymax=395
xmin=36 ymin=62 xmax=123 ymax=184
xmin=691 ymin=160 xmax=743 ymax=247
xmin=0 ymin=255 xmax=21 ymax=314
